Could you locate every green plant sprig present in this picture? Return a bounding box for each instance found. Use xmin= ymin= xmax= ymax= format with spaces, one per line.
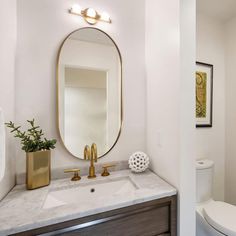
xmin=5 ymin=119 xmax=57 ymax=153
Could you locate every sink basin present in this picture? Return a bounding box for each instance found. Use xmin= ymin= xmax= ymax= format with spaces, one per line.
xmin=43 ymin=176 xmax=138 ymax=209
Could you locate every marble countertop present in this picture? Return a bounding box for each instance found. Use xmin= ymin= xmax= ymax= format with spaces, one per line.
xmin=0 ymin=169 xmax=177 ymax=236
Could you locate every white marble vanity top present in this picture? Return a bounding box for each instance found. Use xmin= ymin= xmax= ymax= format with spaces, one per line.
xmin=0 ymin=169 xmax=176 ymax=236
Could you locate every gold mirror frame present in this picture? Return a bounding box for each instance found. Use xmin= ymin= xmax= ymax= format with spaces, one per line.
xmin=56 ymin=27 xmax=123 ymax=159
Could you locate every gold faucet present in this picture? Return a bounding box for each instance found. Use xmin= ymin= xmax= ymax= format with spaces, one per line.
xmin=84 ymin=143 xmax=97 ymax=179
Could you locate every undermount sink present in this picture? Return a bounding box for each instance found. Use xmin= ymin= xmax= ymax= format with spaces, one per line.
xmin=43 ymin=176 xmax=138 ymax=209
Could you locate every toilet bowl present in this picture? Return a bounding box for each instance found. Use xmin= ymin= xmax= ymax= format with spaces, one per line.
xmin=196 ymin=160 xmax=236 ymax=236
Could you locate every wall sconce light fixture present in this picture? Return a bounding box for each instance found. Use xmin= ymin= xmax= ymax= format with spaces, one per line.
xmin=69 ymin=5 xmax=111 ymax=25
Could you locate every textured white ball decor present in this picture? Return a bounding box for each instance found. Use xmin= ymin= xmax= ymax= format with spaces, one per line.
xmin=128 ymin=151 xmax=149 ymax=173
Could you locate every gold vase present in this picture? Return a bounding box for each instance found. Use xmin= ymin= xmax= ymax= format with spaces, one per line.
xmin=26 ymin=150 xmax=51 ymax=190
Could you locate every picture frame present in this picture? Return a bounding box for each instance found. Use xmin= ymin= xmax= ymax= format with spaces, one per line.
xmin=195 ymin=61 xmax=213 ymax=128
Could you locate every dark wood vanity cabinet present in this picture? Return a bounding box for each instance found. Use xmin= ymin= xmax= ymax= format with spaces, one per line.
xmin=12 ymin=195 xmax=177 ymax=236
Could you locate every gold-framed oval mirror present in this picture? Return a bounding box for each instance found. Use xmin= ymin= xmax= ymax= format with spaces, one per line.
xmin=57 ymin=27 xmax=122 ymax=159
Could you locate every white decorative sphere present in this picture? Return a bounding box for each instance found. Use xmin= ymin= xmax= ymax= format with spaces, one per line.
xmin=128 ymin=151 xmax=149 ymax=173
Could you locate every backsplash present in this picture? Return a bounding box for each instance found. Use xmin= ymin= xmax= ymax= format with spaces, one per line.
xmin=16 ymin=160 xmax=129 ymax=184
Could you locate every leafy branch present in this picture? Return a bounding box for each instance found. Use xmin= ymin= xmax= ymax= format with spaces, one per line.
xmin=5 ymin=119 xmax=57 ymax=153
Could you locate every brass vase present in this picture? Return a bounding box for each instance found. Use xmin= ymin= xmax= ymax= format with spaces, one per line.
xmin=26 ymin=150 xmax=51 ymax=190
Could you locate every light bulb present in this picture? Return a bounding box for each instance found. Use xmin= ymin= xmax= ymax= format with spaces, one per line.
xmin=69 ymin=5 xmax=112 ymax=25
xmin=86 ymin=8 xmax=97 ymax=18
xmin=71 ymin=4 xmax=82 ymax=14
xmin=100 ymin=12 xmax=110 ymax=22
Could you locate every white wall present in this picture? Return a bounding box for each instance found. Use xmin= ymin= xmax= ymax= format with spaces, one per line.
xmin=0 ymin=0 xmax=17 ymax=200
xmin=196 ymin=13 xmax=225 ymax=201
xmin=16 ymin=0 xmax=146 ymax=175
xmin=225 ymin=16 xmax=236 ymax=205
xmin=179 ymin=1 xmax=196 ymax=235
xmin=146 ymin=0 xmax=196 ymax=235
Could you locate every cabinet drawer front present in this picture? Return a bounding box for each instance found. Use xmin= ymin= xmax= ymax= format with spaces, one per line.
xmin=59 ymin=205 xmax=169 ymax=236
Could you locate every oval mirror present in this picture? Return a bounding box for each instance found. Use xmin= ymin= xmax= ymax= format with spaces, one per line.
xmin=57 ymin=28 xmax=122 ymax=159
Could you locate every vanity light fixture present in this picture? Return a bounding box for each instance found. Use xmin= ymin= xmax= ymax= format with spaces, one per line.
xmin=69 ymin=4 xmax=111 ymax=25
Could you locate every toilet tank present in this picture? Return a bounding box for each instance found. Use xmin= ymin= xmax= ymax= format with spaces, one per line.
xmin=196 ymin=159 xmax=214 ymax=203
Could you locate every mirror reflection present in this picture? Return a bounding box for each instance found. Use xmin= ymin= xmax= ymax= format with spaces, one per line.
xmin=57 ymin=28 xmax=122 ymax=159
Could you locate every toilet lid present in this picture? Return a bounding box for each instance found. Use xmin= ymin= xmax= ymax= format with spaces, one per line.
xmin=203 ymin=201 xmax=236 ymax=236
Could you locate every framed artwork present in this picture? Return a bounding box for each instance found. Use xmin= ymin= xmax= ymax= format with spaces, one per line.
xmin=195 ymin=61 xmax=213 ymax=128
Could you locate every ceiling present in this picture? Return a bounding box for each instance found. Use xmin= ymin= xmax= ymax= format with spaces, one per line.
xmin=197 ymin=0 xmax=236 ymax=22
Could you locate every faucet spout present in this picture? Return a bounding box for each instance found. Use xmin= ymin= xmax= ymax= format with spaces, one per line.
xmin=84 ymin=143 xmax=97 ymax=179
xmin=91 ymin=143 xmax=97 ymax=163
xmin=84 ymin=145 xmax=90 ymax=160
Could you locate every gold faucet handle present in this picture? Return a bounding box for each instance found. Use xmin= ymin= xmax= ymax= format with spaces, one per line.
xmin=64 ymin=168 xmax=81 ymax=181
xmin=101 ymin=164 xmax=116 ymax=177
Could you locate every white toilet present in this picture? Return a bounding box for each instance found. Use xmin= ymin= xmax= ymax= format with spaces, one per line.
xmin=196 ymin=159 xmax=236 ymax=236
